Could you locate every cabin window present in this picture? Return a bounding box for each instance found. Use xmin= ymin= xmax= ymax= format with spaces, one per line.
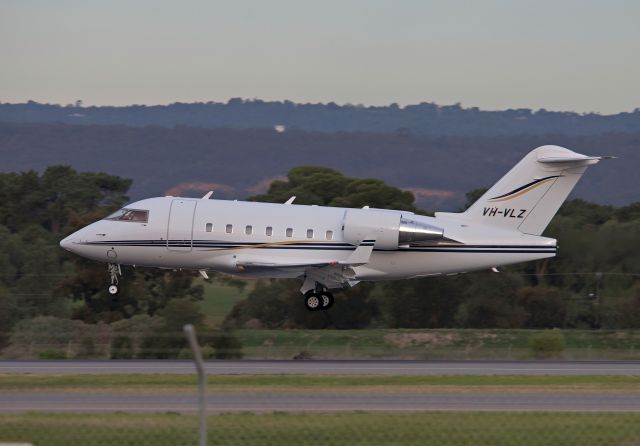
xmin=104 ymin=208 xmax=149 ymax=223
xmin=245 ymin=225 xmax=253 ymax=235
xmin=205 ymin=223 xmax=213 ymax=232
xmin=306 ymin=229 xmax=314 ymax=239
xmin=225 ymin=224 xmax=233 ymax=234
xmin=265 ymin=226 xmax=273 ymax=236
xmin=286 ymin=228 xmax=293 ymax=238
xmin=325 ymin=230 xmax=333 ymax=240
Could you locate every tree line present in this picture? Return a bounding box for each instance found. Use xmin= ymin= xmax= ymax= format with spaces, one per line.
xmin=2 ymin=99 xmax=640 ymax=136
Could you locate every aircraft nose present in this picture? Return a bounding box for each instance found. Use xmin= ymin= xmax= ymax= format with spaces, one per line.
xmin=59 ymin=235 xmax=76 ymax=252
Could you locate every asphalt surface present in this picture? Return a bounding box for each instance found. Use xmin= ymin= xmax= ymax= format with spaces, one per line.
xmin=3 ymin=391 xmax=640 ymax=413
xmin=2 ymin=360 xmax=640 ymax=375
xmin=4 ymin=361 xmax=640 ymax=413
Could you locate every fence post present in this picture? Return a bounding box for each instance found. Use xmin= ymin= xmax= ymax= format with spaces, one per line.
xmin=184 ymin=324 xmax=207 ymax=446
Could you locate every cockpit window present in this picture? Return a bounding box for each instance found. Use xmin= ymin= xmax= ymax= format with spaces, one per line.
xmin=105 ymin=208 xmax=149 ymax=223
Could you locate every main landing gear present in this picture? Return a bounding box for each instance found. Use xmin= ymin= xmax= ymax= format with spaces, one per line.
xmin=303 ymin=289 xmax=334 ymax=312
xmin=107 ymin=263 xmax=122 ymax=295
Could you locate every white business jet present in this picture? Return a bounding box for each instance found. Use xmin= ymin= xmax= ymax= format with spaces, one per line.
xmin=60 ymin=145 xmax=607 ymax=311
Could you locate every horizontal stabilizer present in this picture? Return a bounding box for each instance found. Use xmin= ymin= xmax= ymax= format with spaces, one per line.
xmin=538 ymin=155 xmax=606 ymax=164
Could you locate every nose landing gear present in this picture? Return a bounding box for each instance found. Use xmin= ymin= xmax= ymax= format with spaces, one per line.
xmin=107 ymin=263 xmax=122 ymax=295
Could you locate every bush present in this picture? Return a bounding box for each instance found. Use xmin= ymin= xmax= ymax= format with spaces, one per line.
xmin=517 ymin=287 xmax=568 ymax=328
xmin=211 ymin=330 xmax=243 ymax=359
xmin=293 ymin=350 xmax=313 ymax=360
xmin=76 ymin=337 xmax=96 ymax=358
xmin=132 ymin=298 xmax=207 ymax=359
xmin=454 ymin=273 xmax=527 ymax=328
xmin=138 ymin=334 xmax=176 ymax=359
xmin=38 ymin=349 xmax=67 ymax=359
xmin=177 ymin=348 xmax=192 ymax=360
xmin=528 ymin=329 xmax=565 ymax=359
xmin=177 ymin=345 xmax=215 ymax=360
xmin=110 ymin=314 xmax=165 ymax=357
xmin=3 ymin=316 xmax=88 ymax=359
xmin=110 ymin=335 xmax=134 ymax=359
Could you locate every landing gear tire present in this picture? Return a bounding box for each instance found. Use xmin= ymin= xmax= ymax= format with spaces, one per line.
xmin=303 ymin=291 xmax=334 ymax=311
xmin=108 ymin=285 xmax=119 ymax=295
xmin=320 ymin=292 xmax=334 ymax=310
xmin=304 ymin=292 xmax=322 ymax=311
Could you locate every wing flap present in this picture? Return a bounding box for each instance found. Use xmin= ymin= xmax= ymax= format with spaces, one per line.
xmin=236 ymin=259 xmax=338 ymax=270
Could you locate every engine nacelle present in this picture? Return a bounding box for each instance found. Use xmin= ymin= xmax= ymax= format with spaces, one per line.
xmin=398 ymin=216 xmax=444 ymax=245
xmin=342 ymin=209 xmax=444 ymax=250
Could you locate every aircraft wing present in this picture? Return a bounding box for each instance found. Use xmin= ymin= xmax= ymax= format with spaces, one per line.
xmin=235 ymin=258 xmax=361 ymax=291
xmin=235 ymin=239 xmax=375 ymax=272
xmin=235 ymin=239 xmax=373 ymax=290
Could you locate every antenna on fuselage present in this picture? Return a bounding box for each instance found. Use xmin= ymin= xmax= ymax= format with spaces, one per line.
xmin=201 ymin=191 xmax=214 ymax=199
xmin=284 ymin=196 xmax=296 ymax=205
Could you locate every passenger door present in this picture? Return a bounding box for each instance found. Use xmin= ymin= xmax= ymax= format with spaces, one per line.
xmin=167 ymin=199 xmax=197 ymax=251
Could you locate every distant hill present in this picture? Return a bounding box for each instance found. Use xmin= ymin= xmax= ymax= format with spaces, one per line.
xmin=0 ymin=121 xmax=636 ymax=210
xmin=1 ymin=99 xmax=640 ymax=136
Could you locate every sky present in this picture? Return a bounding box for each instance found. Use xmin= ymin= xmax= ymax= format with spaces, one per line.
xmin=1 ymin=0 xmax=639 ymax=113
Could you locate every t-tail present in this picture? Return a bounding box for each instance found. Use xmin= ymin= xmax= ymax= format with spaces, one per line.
xmin=448 ymin=145 xmax=608 ymax=236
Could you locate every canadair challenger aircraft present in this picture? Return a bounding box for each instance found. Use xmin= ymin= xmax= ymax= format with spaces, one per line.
xmin=60 ymin=145 xmax=606 ymax=311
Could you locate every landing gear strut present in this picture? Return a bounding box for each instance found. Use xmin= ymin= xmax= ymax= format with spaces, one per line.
xmin=303 ymin=288 xmax=334 ymax=312
xmin=108 ymin=263 xmax=121 ymax=295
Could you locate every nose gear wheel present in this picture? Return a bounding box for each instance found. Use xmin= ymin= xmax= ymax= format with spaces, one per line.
xmin=107 ymin=263 xmax=122 ymax=295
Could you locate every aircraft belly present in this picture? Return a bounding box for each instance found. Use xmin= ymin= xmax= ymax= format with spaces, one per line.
xmin=357 ymin=250 xmax=555 ymax=280
xmin=105 ymin=245 xmax=555 ymax=282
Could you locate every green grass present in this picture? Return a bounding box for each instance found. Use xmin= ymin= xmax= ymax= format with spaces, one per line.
xmin=3 ymin=374 xmax=640 ymax=392
xmin=8 ymin=324 xmax=640 ymax=360
xmin=199 ymin=283 xmax=248 ymax=325
xmin=2 ymin=412 xmax=640 ymax=446
xmin=232 ymin=329 xmax=640 ymax=360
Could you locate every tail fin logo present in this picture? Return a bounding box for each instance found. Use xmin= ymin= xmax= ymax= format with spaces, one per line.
xmin=488 ymin=176 xmax=559 ymax=202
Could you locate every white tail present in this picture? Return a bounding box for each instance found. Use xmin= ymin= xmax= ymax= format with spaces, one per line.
xmin=456 ymin=145 xmax=603 ymax=235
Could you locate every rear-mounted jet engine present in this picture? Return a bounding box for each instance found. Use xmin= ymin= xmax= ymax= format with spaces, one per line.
xmin=342 ymin=209 xmax=445 ymax=248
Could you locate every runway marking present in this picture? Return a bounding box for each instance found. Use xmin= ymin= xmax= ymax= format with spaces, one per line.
xmin=3 ymin=407 xmax=640 ymax=413
xmin=3 ymin=361 xmax=640 ymax=376
xmin=2 ymin=366 xmax=640 ymax=373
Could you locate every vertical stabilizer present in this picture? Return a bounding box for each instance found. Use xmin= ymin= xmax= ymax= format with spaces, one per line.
xmin=460 ymin=145 xmax=602 ymax=235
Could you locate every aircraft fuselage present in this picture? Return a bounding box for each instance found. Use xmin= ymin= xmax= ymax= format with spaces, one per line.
xmin=61 ymin=196 xmax=556 ymax=281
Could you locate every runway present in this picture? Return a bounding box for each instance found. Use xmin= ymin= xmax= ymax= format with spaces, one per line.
xmin=2 ymin=360 xmax=640 ymax=375
xmin=3 ymin=390 xmax=640 ymax=413
xmin=4 ymin=360 xmax=640 ymax=413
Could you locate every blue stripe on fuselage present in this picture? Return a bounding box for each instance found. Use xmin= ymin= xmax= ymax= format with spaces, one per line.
xmin=81 ymin=240 xmax=556 ymax=253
